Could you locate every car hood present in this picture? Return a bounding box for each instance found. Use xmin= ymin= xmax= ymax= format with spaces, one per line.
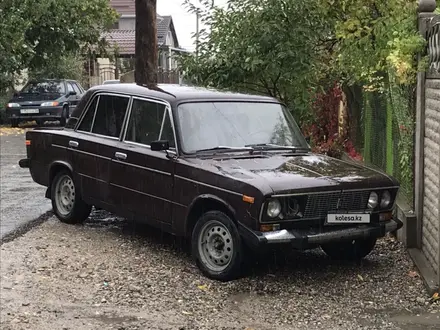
xmin=189 ymin=153 xmax=397 ymax=195
xmin=10 ymin=92 xmax=62 ymax=105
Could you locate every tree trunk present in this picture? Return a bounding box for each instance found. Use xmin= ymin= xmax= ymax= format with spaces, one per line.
xmin=135 ymin=0 xmax=157 ymax=87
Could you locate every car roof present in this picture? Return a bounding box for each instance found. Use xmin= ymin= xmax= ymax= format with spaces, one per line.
xmin=87 ymin=83 xmax=278 ymax=105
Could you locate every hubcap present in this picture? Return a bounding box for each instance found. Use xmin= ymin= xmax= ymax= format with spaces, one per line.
xmin=198 ymin=220 xmax=233 ymax=272
xmin=54 ymin=175 xmax=75 ymax=216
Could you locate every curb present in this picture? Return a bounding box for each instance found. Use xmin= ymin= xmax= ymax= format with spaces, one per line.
xmin=0 ymin=210 xmax=53 ymax=245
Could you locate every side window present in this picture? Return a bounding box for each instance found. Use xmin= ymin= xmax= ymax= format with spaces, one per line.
xmin=92 ymin=95 xmax=129 ymax=138
xmin=160 ymin=111 xmax=176 ymax=148
xmin=67 ymin=83 xmax=74 ymax=93
xmin=72 ymin=83 xmax=81 ymax=95
xmin=125 ymin=99 xmax=166 ymax=145
xmin=77 ymin=96 xmax=98 ymax=132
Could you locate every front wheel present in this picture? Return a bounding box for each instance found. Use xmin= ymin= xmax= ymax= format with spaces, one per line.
xmin=11 ymin=119 xmax=19 ymax=127
xmin=192 ymin=211 xmax=244 ymax=281
xmin=51 ymin=170 xmax=92 ymax=224
xmin=321 ymin=238 xmax=377 ymax=261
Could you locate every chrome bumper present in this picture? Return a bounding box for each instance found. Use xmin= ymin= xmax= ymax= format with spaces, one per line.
xmin=239 ymin=219 xmax=403 ymax=249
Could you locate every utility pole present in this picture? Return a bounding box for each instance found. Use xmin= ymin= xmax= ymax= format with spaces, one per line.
xmin=195 ymin=8 xmax=200 ymax=58
xmin=135 ymin=0 xmax=158 ymax=87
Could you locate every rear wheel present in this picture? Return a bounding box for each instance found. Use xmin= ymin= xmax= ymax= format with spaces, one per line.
xmin=192 ymin=211 xmax=244 ymax=281
xmin=321 ymin=238 xmax=377 ymax=261
xmin=51 ymin=170 xmax=91 ymax=224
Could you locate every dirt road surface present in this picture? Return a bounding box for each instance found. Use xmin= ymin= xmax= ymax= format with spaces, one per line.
xmin=0 ymin=126 xmax=51 ymax=240
xmin=1 ymin=212 xmax=439 ymax=330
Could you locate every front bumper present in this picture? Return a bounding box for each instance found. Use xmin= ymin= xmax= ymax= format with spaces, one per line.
xmin=239 ymin=219 xmax=403 ymax=250
xmin=7 ymin=106 xmax=63 ymax=120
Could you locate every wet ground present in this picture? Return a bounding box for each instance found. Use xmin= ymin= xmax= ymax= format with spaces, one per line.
xmin=0 ymin=211 xmax=439 ymax=330
xmin=0 ymin=125 xmax=51 ymax=240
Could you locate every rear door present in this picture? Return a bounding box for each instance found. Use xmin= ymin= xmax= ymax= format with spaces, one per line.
xmin=109 ymin=97 xmax=177 ymax=228
xmin=70 ymin=92 xmax=130 ymax=206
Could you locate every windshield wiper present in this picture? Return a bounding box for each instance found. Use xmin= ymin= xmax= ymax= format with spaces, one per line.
xmin=195 ymin=146 xmax=253 ymax=153
xmin=245 ymin=143 xmax=310 ymax=152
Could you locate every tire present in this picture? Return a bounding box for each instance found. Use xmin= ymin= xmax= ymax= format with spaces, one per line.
xmin=51 ymin=170 xmax=92 ymax=224
xmin=321 ymin=238 xmax=377 ymax=261
xmin=36 ymin=119 xmax=44 ymax=126
xmin=11 ymin=119 xmax=19 ymax=128
xmin=60 ymin=106 xmax=68 ymax=126
xmin=192 ymin=211 xmax=245 ymax=281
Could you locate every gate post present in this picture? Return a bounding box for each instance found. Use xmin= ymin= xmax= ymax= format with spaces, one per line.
xmin=415 ymin=0 xmax=436 ymax=249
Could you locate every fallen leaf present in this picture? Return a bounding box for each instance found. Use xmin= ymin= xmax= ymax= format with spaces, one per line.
xmin=182 ymin=311 xmax=192 ymax=315
xmin=197 ymin=284 xmax=208 ymax=290
xmin=430 ymin=292 xmax=440 ymax=303
xmin=357 ymin=274 xmax=364 ymax=281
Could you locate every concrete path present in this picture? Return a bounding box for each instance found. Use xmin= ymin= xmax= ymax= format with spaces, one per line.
xmin=0 ymin=127 xmax=51 ymax=239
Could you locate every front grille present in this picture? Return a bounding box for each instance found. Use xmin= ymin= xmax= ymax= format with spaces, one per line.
xmin=294 ymin=190 xmax=370 ymax=219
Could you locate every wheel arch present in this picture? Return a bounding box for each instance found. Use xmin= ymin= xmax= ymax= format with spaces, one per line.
xmin=185 ymin=194 xmax=237 ymax=237
xmin=46 ymin=161 xmax=73 ymax=198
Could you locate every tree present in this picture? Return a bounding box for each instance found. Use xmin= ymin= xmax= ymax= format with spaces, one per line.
xmin=135 ymin=0 xmax=158 ymax=87
xmin=0 ymin=0 xmax=118 ymax=93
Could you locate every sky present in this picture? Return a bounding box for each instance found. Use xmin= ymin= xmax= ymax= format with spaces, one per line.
xmin=157 ymin=0 xmax=228 ymax=51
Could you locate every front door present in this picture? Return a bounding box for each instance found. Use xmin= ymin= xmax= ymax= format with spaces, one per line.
xmin=109 ymin=97 xmax=176 ymax=228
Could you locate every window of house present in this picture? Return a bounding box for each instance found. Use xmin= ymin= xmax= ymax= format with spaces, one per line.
xmin=91 ymin=95 xmax=130 ymax=138
xmin=77 ymin=96 xmax=99 ymax=132
xmin=125 ymin=99 xmax=174 ymax=147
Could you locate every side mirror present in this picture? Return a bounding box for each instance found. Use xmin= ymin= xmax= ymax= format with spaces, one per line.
xmin=150 ymin=140 xmax=170 ymax=151
xmin=68 ymin=91 xmax=77 ymax=96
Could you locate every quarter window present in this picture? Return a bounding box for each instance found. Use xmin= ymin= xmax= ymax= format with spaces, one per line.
xmin=77 ymin=96 xmax=98 ymax=132
xmin=72 ymin=83 xmax=81 ymax=95
xmin=67 ymin=83 xmax=75 ymax=93
xmin=160 ymin=111 xmax=175 ymax=148
xmin=91 ymin=95 xmax=130 ymax=138
xmin=125 ymin=99 xmax=167 ymax=145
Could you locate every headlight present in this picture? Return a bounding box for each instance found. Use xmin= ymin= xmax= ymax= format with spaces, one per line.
xmin=267 ymin=199 xmax=281 ymax=218
xmin=368 ymin=192 xmax=379 ymax=209
xmin=380 ymin=190 xmax=391 ymax=208
xmin=7 ymin=103 xmax=20 ymax=108
xmin=41 ymin=101 xmax=59 ymax=107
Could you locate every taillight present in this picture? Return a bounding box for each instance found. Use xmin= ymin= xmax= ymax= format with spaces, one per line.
xmin=25 ymin=140 xmax=31 ymax=146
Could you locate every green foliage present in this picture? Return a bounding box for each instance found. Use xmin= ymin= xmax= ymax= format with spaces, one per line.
xmin=322 ymin=0 xmax=425 ymax=89
xmin=0 ymin=0 xmax=118 ymax=93
xmin=179 ymin=0 xmax=333 ymax=120
xmin=29 ymin=53 xmax=86 ymax=82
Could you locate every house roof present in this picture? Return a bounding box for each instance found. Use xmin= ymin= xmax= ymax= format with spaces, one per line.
xmin=110 ymin=0 xmax=135 ymax=15
xmin=104 ymin=15 xmax=180 ymax=55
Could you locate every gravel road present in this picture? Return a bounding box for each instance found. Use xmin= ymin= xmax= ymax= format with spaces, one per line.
xmin=1 ymin=212 xmax=439 ymax=330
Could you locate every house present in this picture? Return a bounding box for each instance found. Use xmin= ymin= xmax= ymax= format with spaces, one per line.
xmin=87 ymin=0 xmax=187 ymax=86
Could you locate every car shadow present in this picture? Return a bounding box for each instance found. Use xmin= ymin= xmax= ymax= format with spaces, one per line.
xmin=83 ymin=208 xmax=385 ymax=281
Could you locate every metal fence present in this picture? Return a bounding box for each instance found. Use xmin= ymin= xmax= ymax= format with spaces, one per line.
xmin=346 ymin=85 xmax=415 ymax=206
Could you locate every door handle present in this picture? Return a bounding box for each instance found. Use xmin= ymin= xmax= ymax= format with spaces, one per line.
xmin=69 ymin=140 xmax=79 ymax=148
xmin=115 ymin=152 xmax=127 ymax=160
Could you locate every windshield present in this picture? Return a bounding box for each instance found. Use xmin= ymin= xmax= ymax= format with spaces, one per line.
xmin=176 ymin=101 xmax=309 ymax=153
xmin=21 ymin=81 xmax=66 ymax=94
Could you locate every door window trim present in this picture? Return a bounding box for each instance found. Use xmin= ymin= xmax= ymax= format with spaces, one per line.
xmin=122 ymin=96 xmax=178 ymax=155
xmin=75 ymin=92 xmax=131 ymax=141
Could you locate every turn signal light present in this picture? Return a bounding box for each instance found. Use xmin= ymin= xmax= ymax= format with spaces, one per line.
xmin=379 ymin=211 xmax=393 ymax=222
xmin=242 ymin=195 xmax=255 ymax=204
xmin=260 ymin=224 xmax=280 ymax=232
xmin=25 ymin=140 xmax=31 ymax=146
